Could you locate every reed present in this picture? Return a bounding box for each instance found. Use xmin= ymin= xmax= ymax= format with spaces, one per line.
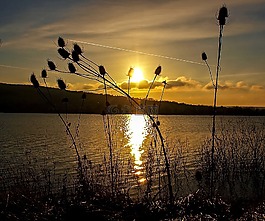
xmin=198 ymin=119 xmax=265 ymax=203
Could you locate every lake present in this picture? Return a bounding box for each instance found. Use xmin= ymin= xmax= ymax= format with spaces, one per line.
xmin=0 ymin=113 xmax=264 ymax=197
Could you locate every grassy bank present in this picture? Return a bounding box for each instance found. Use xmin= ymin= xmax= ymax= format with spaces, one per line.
xmin=1 ymin=118 xmax=265 ymax=220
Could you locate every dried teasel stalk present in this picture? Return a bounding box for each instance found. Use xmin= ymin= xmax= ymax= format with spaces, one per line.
xmin=127 ymin=67 xmax=134 ymax=78
xmin=71 ymin=50 xmax=80 ymax=62
xmin=99 ymin=65 xmax=106 ymax=76
xmin=57 ymin=79 xmax=66 ymax=90
xmin=30 ymin=73 xmax=39 ymax=88
xmin=155 ymin=65 xmax=162 ymax=76
xmin=41 ymin=69 xmax=47 ymax=78
xmin=202 ymin=52 xmax=207 ymax=61
xmin=47 ymin=60 xmax=56 ymax=71
xmin=68 ymin=63 xmax=76 ymax=73
xmin=58 ymin=48 xmax=70 ymax=59
xmin=58 ymin=37 xmax=66 ymax=48
xmin=73 ymin=43 xmax=83 ymax=55
xmin=217 ymin=6 xmax=228 ymax=25
xmin=81 ymin=92 xmax=86 ymax=100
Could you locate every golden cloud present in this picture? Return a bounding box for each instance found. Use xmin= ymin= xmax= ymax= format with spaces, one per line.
xmin=203 ymin=80 xmax=264 ymax=92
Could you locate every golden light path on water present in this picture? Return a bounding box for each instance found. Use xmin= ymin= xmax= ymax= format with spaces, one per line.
xmin=125 ymin=114 xmax=148 ymax=183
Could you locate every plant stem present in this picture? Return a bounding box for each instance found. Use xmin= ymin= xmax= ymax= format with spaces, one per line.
xmin=158 ymin=83 xmax=166 ymax=115
xmin=128 ymin=76 xmax=131 ymax=95
xmin=103 ymin=75 xmax=114 ymax=196
xmin=74 ymin=59 xmax=173 ymax=204
xmin=104 ymin=74 xmax=173 ymax=204
xmin=36 ymin=87 xmax=81 ymax=167
xmin=211 ymin=24 xmax=224 ymax=199
xmin=145 ymin=74 xmax=157 ymax=107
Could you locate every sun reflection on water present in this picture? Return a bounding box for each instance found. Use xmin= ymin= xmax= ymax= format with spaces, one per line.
xmin=126 ymin=114 xmax=148 ymax=182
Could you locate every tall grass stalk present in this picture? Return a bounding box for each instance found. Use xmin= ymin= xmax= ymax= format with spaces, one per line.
xmin=199 ymin=119 xmax=265 ymax=203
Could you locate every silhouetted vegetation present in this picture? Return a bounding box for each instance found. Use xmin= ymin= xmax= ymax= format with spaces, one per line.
xmin=1 ymin=5 xmax=265 ymax=221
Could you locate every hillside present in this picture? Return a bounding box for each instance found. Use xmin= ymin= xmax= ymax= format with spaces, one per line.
xmin=0 ymin=83 xmax=264 ymax=115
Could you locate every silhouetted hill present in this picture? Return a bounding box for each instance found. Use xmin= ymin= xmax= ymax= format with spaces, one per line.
xmin=0 ymin=83 xmax=264 ymax=115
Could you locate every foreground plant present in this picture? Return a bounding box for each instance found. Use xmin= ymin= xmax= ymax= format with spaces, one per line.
xmin=30 ymin=36 xmax=174 ymax=204
xmin=202 ymin=5 xmax=229 ymax=198
xmin=145 ymin=65 xmax=161 ymax=107
xmin=199 ymin=119 xmax=265 ymax=207
xmin=30 ymin=72 xmax=84 ymax=187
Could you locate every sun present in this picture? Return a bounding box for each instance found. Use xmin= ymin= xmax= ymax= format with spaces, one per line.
xmin=130 ymin=67 xmax=144 ymax=82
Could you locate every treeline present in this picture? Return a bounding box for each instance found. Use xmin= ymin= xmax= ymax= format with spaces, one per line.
xmin=158 ymin=101 xmax=265 ymax=115
xmin=0 ymin=83 xmax=264 ymax=115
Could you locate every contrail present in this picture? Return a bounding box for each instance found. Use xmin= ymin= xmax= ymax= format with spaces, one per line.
xmin=69 ymin=39 xmax=204 ymax=66
xmin=0 ymin=64 xmax=31 ymax=71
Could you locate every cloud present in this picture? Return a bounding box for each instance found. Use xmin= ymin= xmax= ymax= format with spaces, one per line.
xmin=1 ymin=0 xmax=265 ymax=108
xmin=236 ymin=81 xmax=248 ymax=89
xmin=4 ymin=0 xmax=265 ymax=51
xmin=250 ymin=85 xmax=264 ymax=91
xmin=203 ymin=80 xmax=264 ymax=92
xmin=118 ymin=76 xmax=201 ymax=91
xmin=166 ymin=76 xmax=201 ymax=89
xmin=67 ymin=78 xmax=265 ymax=95
xmin=67 ymin=82 xmax=97 ymax=91
xmin=162 ymin=76 xmax=202 ymax=90
xmin=119 ymin=79 xmax=162 ymax=90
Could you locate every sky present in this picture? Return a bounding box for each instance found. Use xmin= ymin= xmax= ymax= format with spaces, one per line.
xmin=0 ymin=0 xmax=265 ymax=107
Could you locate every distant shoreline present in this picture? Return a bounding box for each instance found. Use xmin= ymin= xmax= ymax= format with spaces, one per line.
xmin=1 ymin=83 xmax=265 ymax=116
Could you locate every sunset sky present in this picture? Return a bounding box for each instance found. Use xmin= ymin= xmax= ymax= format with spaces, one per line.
xmin=0 ymin=0 xmax=265 ymax=107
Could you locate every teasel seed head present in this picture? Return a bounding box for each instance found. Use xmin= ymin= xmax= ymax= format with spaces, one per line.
xmin=72 ymin=50 xmax=79 ymax=62
xmin=195 ymin=170 xmax=202 ymax=182
xmin=218 ymin=6 xmax=228 ymax=25
xmin=99 ymin=65 xmax=106 ymax=76
xmin=73 ymin=43 xmax=83 ymax=55
xmin=81 ymin=93 xmax=86 ymax=100
xmin=57 ymin=79 xmax=66 ymax=90
xmin=202 ymin=52 xmax=207 ymax=61
xmin=58 ymin=48 xmax=70 ymax=59
xmin=155 ymin=66 xmax=162 ymax=76
xmin=30 ymin=73 xmax=39 ymax=88
xmin=41 ymin=69 xmax=47 ymax=78
xmin=47 ymin=60 xmax=56 ymax=71
xmin=162 ymin=80 xmax=167 ymax=85
xmin=127 ymin=67 xmax=134 ymax=78
xmin=58 ymin=37 xmax=66 ymax=48
xmin=68 ymin=63 xmax=76 ymax=73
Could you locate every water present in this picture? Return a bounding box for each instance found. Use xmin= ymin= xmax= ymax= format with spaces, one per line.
xmin=0 ymin=113 xmax=264 ymax=196
xmin=0 ymin=114 xmax=209 ymax=170
xmin=1 ymin=113 xmax=264 ymax=170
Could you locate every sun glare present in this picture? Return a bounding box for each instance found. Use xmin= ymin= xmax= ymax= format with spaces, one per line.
xmin=126 ymin=114 xmax=148 ymax=183
xmin=130 ymin=67 xmax=144 ymax=82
